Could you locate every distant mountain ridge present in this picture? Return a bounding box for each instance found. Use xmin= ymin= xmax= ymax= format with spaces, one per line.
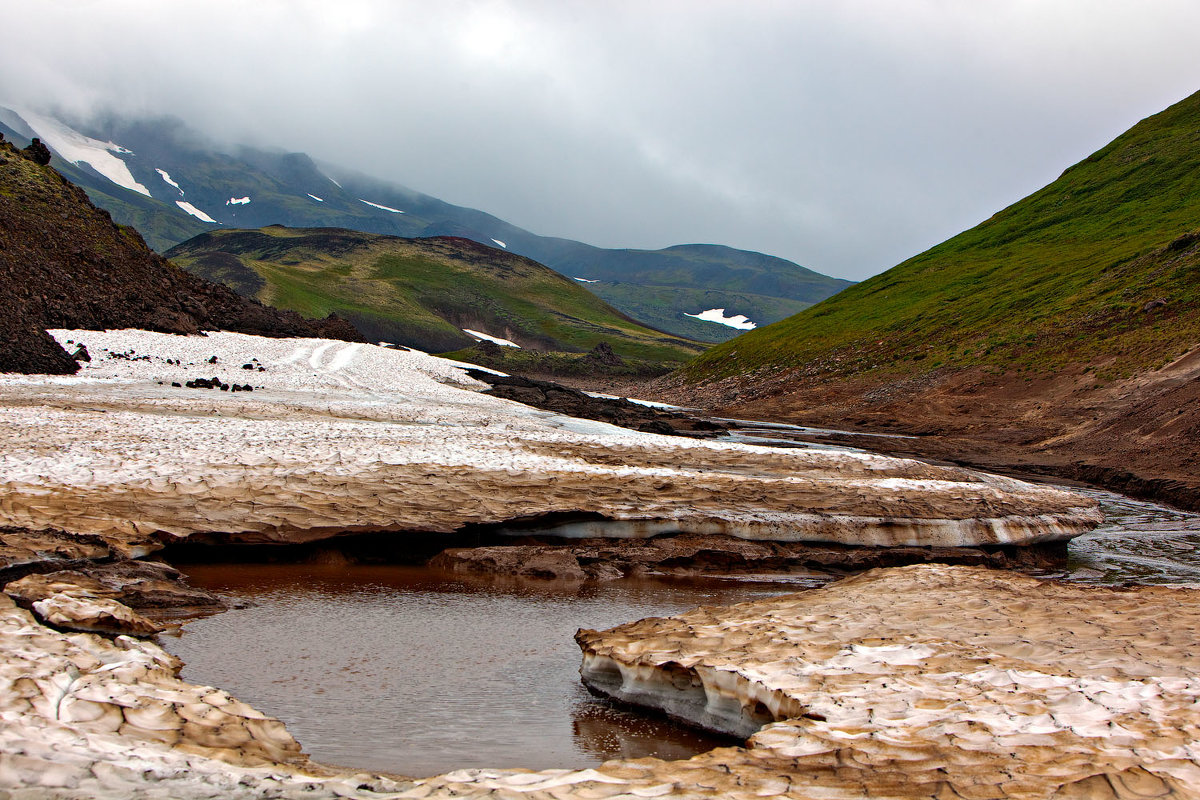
xmin=0 ymin=107 xmax=851 ymax=342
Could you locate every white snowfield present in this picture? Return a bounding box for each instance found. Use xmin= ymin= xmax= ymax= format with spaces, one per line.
xmin=175 ymin=201 xmax=217 ymax=223
xmin=462 ymin=328 xmax=520 ymax=348
xmin=226 ymin=196 xmax=251 ymax=205
xmin=155 ymin=168 xmax=183 ymax=194
xmin=0 ymin=330 xmax=1099 ymax=553
xmin=17 ymin=109 xmax=151 ymax=197
xmin=307 ymin=193 xmax=324 ymax=202
xmin=491 ymin=238 xmax=507 ymax=248
xmin=685 ymin=307 xmax=757 ymax=330
xmin=359 ymin=198 xmax=404 ymax=213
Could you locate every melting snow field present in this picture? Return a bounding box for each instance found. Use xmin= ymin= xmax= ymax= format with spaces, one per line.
xmin=359 ymin=198 xmax=404 ymax=213
xmin=0 ymin=329 xmax=1098 ymax=552
xmin=155 ymin=168 xmax=183 ymax=194
xmin=462 ymin=328 xmax=520 ymax=348
xmin=226 ymin=196 xmax=251 ymax=205
xmin=491 ymin=238 xmax=507 ymax=248
xmin=685 ymin=308 xmax=757 ymax=330
xmin=175 ymin=201 xmax=217 ymax=223
xmin=17 ymin=109 xmax=151 ymax=196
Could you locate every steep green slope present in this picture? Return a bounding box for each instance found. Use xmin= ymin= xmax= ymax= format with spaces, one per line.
xmin=167 ymin=227 xmax=705 ymax=363
xmin=685 ymin=90 xmax=1200 ymax=384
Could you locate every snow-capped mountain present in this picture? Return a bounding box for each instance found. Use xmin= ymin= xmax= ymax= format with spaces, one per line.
xmin=0 ymin=107 xmax=851 ymax=342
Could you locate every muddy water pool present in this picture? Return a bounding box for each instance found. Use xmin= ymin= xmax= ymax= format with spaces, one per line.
xmin=165 ymin=565 xmax=801 ymax=777
xmin=164 ymin=480 xmax=1200 ymax=778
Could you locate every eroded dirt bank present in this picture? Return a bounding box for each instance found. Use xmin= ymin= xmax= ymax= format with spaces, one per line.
xmin=628 ymin=345 xmax=1200 ymax=512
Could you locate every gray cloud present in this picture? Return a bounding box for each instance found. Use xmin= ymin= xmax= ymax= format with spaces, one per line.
xmin=3 ymin=0 xmax=1200 ymax=280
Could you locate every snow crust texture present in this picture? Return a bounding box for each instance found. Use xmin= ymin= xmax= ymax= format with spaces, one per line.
xmin=4 ymin=565 xmax=1195 ymax=799
xmin=575 ymin=564 xmax=1200 ymax=798
xmin=0 ymin=330 xmax=1100 ymax=552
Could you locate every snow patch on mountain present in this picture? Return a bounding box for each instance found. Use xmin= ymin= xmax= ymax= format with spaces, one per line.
xmin=17 ymin=109 xmax=151 ymax=197
xmin=360 ymin=199 xmax=404 ymax=213
xmin=463 ymin=329 xmax=520 ymax=348
xmin=226 ymin=197 xmax=250 ymax=206
xmin=175 ymin=201 xmax=218 ymax=223
xmin=491 ymin=238 xmax=507 ymax=249
xmin=685 ymin=308 xmax=757 ymax=330
xmin=574 ymin=277 xmax=599 ymax=283
xmin=155 ymin=169 xmax=183 ymax=195
xmin=307 ymin=194 xmax=324 ymax=202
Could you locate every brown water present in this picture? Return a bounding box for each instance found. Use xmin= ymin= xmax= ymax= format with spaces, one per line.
xmin=166 ymin=564 xmax=800 ymax=777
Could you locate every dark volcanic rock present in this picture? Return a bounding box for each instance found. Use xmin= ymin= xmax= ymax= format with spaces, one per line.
xmin=20 ymin=138 xmax=51 ymax=165
xmin=464 ymin=369 xmax=727 ymax=437
xmin=583 ymin=341 xmax=624 ymax=367
xmin=0 ymin=526 xmax=121 ymax=584
xmin=0 ymin=137 xmax=366 ymax=375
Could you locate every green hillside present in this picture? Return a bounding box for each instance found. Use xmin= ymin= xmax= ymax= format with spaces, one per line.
xmin=167 ymin=227 xmax=705 ymax=364
xmin=684 ymin=90 xmax=1200 ymax=385
xmin=0 ymin=109 xmax=851 ymax=342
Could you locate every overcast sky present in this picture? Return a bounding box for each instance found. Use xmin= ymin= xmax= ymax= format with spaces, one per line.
xmin=3 ymin=1 xmax=1200 ymax=280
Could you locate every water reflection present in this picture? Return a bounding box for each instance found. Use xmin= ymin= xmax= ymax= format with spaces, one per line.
xmin=167 ymin=564 xmax=778 ymax=777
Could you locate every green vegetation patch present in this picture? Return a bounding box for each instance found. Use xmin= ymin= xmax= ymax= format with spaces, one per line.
xmin=168 ymin=227 xmax=706 ymax=364
xmin=684 ymin=90 xmax=1200 ymax=384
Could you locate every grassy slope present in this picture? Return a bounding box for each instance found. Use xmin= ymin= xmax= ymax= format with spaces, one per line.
xmin=168 ymin=227 xmax=705 ymax=363
xmin=684 ymin=90 xmax=1200 ymax=385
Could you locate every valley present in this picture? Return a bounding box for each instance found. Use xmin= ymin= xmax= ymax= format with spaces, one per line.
xmin=1 ymin=43 xmax=1200 ymax=800
xmin=0 ymin=108 xmax=851 ymax=342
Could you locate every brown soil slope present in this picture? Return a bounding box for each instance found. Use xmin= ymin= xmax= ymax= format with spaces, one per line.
xmin=0 ymin=135 xmax=361 ymax=375
xmin=664 ymin=350 xmax=1200 ymax=510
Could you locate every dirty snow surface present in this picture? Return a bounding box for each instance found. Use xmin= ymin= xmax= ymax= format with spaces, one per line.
xmin=0 ymin=330 xmax=1100 ymax=551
